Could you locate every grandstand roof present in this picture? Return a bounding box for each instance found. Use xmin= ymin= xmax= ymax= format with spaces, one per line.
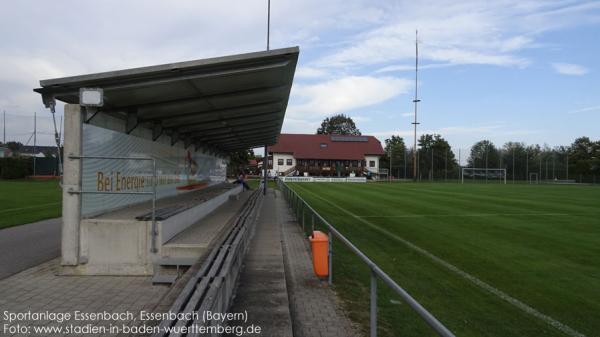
xmin=268 ymin=133 xmax=385 ymax=160
xmin=34 ymin=47 xmax=299 ymax=152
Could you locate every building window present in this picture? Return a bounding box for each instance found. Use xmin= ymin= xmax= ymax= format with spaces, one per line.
xmin=278 ymin=159 xmax=284 ymax=165
xmin=369 ymin=160 xmax=375 ymax=168
xmin=320 ymin=143 xmax=328 ymax=148
xmin=286 ymin=159 xmax=293 ymax=166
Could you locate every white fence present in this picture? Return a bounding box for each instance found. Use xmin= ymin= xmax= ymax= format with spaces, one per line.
xmin=281 ymin=176 xmax=367 ymax=183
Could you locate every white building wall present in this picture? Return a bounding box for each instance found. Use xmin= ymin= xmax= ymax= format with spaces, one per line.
xmin=272 ymin=153 xmax=295 ymax=175
xmin=365 ymin=155 xmax=380 ymax=173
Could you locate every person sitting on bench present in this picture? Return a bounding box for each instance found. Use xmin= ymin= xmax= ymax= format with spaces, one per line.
xmin=235 ymin=171 xmax=251 ymax=191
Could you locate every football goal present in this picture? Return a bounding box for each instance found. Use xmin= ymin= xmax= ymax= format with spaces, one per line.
xmin=461 ymin=167 xmax=507 ymax=184
xmin=529 ymin=172 xmax=539 ymax=184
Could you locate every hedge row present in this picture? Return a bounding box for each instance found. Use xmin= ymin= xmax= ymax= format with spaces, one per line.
xmin=0 ymin=157 xmax=33 ymax=179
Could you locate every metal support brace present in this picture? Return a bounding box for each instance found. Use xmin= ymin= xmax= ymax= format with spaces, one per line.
xmin=84 ymin=106 xmax=100 ymax=123
xmin=126 ymin=109 xmax=139 ymax=134
xmin=152 ymin=123 xmax=163 ymax=141
xmin=171 ymin=131 xmax=179 ymax=146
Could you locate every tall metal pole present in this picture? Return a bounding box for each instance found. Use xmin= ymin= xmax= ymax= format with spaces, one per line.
xmin=552 ymin=152 xmax=555 ymax=179
xmin=33 ymin=112 xmax=37 ymax=176
xmin=526 ymin=151 xmax=529 ymax=183
xmin=403 ymin=149 xmax=407 ymax=179
xmin=485 ymin=144 xmax=488 ymax=184
xmin=267 ymin=0 xmax=270 ymax=51
xmin=444 ymin=148 xmax=448 ymax=181
xmin=264 ymin=146 xmax=268 ymax=195
xmin=389 ymin=146 xmax=392 ymax=182
xmin=431 ymin=147 xmax=434 ymax=182
xmin=264 ymin=0 xmax=270 ymax=195
xmin=412 ymin=30 xmax=420 ymax=181
xmin=512 ymin=146 xmax=515 ymax=184
xmin=566 ymin=153 xmax=569 ymax=180
xmin=538 ymin=151 xmax=542 ymax=181
xmin=2 ymin=110 xmax=5 ymax=144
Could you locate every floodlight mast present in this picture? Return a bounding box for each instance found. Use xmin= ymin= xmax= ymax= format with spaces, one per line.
xmin=264 ymin=0 xmax=270 ymax=196
xmin=412 ymin=30 xmax=420 ymax=181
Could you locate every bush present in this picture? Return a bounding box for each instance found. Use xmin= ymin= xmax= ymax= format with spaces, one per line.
xmin=0 ymin=157 xmax=33 ymax=179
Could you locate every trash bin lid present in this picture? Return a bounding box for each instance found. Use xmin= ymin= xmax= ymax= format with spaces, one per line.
xmin=310 ymin=231 xmax=328 ymax=242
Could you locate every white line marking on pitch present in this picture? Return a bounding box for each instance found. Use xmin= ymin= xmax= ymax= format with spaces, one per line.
xmin=0 ymin=202 xmax=60 ymax=214
xmin=294 ymin=185 xmax=587 ymax=337
xmin=357 ymin=213 xmax=573 ymax=218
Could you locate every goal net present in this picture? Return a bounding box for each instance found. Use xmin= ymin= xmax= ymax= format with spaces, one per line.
xmin=461 ymin=167 xmax=507 ymax=184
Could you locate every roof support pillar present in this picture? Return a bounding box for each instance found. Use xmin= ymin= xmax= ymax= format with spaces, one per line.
xmin=264 ymin=145 xmax=268 ymax=195
xmin=62 ymin=104 xmax=82 ymax=266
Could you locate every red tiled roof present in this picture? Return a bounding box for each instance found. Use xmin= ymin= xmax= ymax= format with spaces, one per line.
xmin=268 ymin=134 xmax=385 ymax=160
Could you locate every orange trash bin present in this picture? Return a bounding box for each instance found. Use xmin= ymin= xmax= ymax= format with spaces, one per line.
xmin=309 ymin=231 xmax=329 ymax=278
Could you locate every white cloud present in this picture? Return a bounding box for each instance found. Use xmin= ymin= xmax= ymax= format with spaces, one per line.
xmin=288 ymin=76 xmax=411 ymax=118
xmin=376 ymin=63 xmax=453 ymax=73
xmin=317 ymin=1 xmax=597 ymax=69
xmin=551 ymin=63 xmax=589 ymax=76
xmin=401 ymin=112 xmax=414 ymax=117
xmin=351 ymin=116 xmax=372 ymax=123
xmin=568 ymin=105 xmax=600 ymax=114
xmin=295 ymin=66 xmax=329 ymax=79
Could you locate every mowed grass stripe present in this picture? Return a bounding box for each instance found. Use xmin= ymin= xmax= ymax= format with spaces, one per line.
xmin=293 ymin=183 xmax=586 ymax=337
xmin=0 ymin=202 xmax=60 ymax=214
xmin=290 ymin=182 xmax=600 ymax=337
xmin=0 ymin=180 xmax=62 ymax=229
xmin=315 ymin=183 xmax=600 ymax=308
xmin=369 ymin=183 xmax=597 ymax=216
xmin=328 ymin=183 xmax=600 ymax=255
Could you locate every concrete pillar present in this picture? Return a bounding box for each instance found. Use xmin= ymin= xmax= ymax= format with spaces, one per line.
xmin=61 ymin=104 xmax=83 ymax=266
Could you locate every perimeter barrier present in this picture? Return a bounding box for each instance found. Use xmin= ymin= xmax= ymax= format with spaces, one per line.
xmin=277 ymin=179 xmax=456 ymax=337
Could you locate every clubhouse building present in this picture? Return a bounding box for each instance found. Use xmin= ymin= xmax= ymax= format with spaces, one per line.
xmin=267 ymin=133 xmax=385 ymax=177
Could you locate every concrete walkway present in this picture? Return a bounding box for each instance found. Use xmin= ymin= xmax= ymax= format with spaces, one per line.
xmin=278 ymin=190 xmax=360 ymax=337
xmin=226 ymin=191 xmax=294 ymax=337
xmin=0 ymin=258 xmax=169 ymax=336
xmin=227 ymin=190 xmax=359 ymax=337
xmin=0 ymin=217 xmax=60 ymax=280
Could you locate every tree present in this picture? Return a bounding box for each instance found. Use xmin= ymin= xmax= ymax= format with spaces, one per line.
xmin=417 ymin=134 xmax=458 ymax=180
xmin=227 ymin=149 xmax=255 ymax=176
xmin=569 ymin=137 xmax=600 ymax=177
xmin=380 ymin=135 xmax=407 ymax=177
xmin=468 ymin=140 xmax=500 ymax=168
xmin=6 ymin=141 xmax=23 ymax=153
xmin=316 ymin=114 xmax=361 ymax=135
xmin=501 ymin=142 xmax=527 ymax=180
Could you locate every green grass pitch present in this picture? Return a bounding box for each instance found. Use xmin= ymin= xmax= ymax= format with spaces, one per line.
xmin=288 ymin=182 xmax=600 ymax=337
xmin=0 ymin=180 xmax=62 ymax=229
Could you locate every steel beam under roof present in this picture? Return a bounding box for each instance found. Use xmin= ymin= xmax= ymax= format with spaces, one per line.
xmin=34 ymin=47 xmax=299 ymax=152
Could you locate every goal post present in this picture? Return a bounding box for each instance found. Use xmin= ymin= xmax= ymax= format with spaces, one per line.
xmin=529 ymin=172 xmax=539 ymax=184
xmin=461 ymin=167 xmax=507 ymax=184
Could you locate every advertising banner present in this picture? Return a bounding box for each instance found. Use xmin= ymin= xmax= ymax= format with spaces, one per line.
xmin=81 ymin=124 xmax=226 ymax=216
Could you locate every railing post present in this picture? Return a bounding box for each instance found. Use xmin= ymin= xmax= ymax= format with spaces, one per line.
xmin=151 ymin=159 xmax=158 ymax=253
xmin=311 ymin=213 xmax=315 ymax=233
xmin=370 ymin=269 xmax=378 ymax=337
xmin=328 ymin=230 xmax=333 ymax=285
xmin=301 ymin=207 xmax=305 ymax=232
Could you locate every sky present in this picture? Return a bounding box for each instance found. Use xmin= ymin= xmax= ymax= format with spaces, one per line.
xmin=1 ymin=0 xmax=599 ymax=152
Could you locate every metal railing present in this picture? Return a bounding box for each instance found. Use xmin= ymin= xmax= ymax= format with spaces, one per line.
xmin=277 ymin=179 xmax=456 ymax=337
xmin=152 ymin=188 xmax=263 ymax=337
xmin=68 ymin=155 xmax=158 ymax=253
